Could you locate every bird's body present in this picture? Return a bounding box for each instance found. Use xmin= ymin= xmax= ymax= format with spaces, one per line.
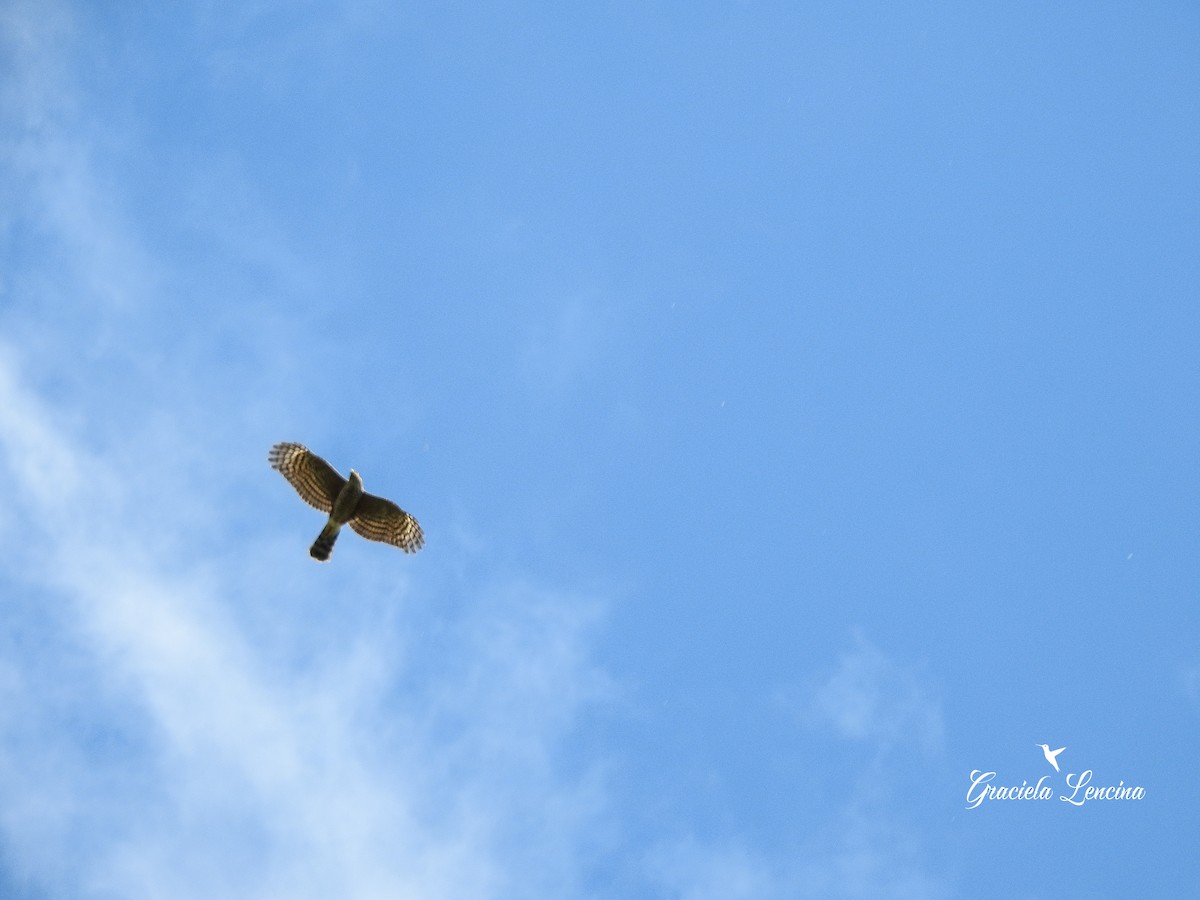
xmin=1037 ymin=743 xmax=1066 ymax=772
xmin=269 ymin=442 xmax=424 ymax=561
xmin=309 ymin=469 xmax=365 ymax=560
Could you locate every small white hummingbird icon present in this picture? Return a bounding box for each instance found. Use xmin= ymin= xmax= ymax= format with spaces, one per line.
xmin=1037 ymin=743 xmax=1066 ymax=772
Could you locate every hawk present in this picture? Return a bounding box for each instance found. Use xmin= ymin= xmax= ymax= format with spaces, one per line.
xmin=269 ymin=442 xmax=424 ymax=561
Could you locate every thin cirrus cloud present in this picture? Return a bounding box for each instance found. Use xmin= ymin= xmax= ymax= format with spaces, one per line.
xmin=645 ymin=635 xmax=949 ymax=900
xmin=0 ymin=346 xmax=616 ymax=900
xmin=0 ymin=4 xmax=956 ymax=897
xmin=806 ymin=631 xmax=945 ymax=757
xmin=0 ymin=8 xmax=613 ymax=892
xmin=648 ymin=822 xmax=947 ymax=900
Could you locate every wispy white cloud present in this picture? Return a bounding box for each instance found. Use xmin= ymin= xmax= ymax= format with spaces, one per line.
xmin=805 ymin=631 xmax=945 ymax=757
xmin=648 ymin=838 xmax=783 ymax=900
xmin=648 ymin=807 xmax=948 ymax=900
xmin=793 ymin=801 xmax=949 ymax=900
xmin=1 ymin=0 xmax=322 ymax=441
xmin=1 ymin=0 xmax=158 ymax=320
xmin=647 ymin=634 xmax=949 ymax=900
xmin=0 ymin=4 xmax=615 ymax=896
xmin=797 ymin=633 xmax=947 ymax=896
xmin=3 ymin=6 xmax=949 ymax=898
xmin=0 ymin=346 xmax=615 ymax=899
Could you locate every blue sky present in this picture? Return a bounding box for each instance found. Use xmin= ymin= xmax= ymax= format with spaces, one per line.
xmin=1 ymin=1 xmax=1198 ymax=897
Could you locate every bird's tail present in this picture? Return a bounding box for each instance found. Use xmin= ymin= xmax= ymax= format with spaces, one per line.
xmin=310 ymin=521 xmax=340 ymax=561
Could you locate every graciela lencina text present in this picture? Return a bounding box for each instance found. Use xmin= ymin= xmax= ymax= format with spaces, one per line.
xmin=965 ymin=770 xmax=1145 ymax=809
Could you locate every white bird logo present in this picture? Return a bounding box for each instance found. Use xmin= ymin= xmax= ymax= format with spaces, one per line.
xmin=1037 ymin=743 xmax=1066 ymax=772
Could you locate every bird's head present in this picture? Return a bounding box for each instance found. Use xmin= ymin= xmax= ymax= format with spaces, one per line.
xmin=348 ymin=469 xmax=363 ymax=488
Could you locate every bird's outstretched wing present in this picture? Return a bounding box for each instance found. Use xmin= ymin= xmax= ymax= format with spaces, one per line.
xmin=269 ymin=442 xmax=346 ymax=513
xmin=349 ymin=492 xmax=425 ymax=554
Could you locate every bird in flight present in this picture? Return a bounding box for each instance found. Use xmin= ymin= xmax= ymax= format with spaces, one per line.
xmin=1036 ymin=743 xmax=1066 ymax=772
xmin=269 ymin=442 xmax=424 ymax=561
